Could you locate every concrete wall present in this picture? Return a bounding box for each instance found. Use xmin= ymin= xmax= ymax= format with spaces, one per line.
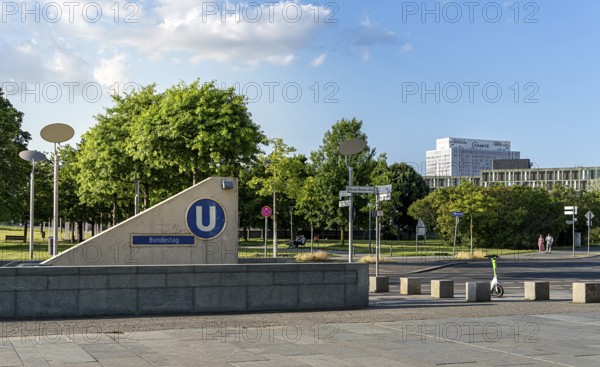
xmin=0 ymin=263 xmax=368 ymax=319
xmin=43 ymin=177 xmax=238 ymax=266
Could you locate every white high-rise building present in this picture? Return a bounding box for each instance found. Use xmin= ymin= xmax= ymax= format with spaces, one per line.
xmin=426 ymin=137 xmax=520 ymax=176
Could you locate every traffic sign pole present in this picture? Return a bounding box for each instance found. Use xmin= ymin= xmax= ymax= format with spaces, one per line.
xmin=453 ymin=216 xmax=459 ymax=257
xmin=261 ymin=206 xmax=272 ymax=258
xmin=585 ymin=211 xmax=594 ymax=256
xmin=565 ymin=206 xmax=578 ymax=256
xmin=451 ymin=212 xmax=463 ymax=257
xmin=375 ymin=192 xmax=380 ymax=276
xmin=349 ymin=165 xmax=354 ymax=263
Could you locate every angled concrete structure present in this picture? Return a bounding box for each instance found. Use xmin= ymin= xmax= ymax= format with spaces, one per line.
xmin=43 ymin=177 xmax=238 ymax=266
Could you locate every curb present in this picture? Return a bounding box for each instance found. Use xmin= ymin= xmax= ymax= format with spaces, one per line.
xmin=407 ymin=261 xmax=466 ymax=274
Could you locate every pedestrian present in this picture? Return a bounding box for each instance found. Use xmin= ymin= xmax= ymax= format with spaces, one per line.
xmin=537 ymin=234 xmax=545 ymax=253
xmin=545 ymin=233 xmax=554 ymax=254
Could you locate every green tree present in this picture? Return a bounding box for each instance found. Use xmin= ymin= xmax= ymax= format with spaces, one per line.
xmin=388 ymin=162 xmax=429 ymax=239
xmin=238 ymin=162 xmax=270 ymax=241
xmin=248 ymin=138 xmax=305 ymax=248
xmin=310 ymin=118 xmax=376 ymax=244
xmin=482 ymin=186 xmax=559 ymax=249
xmin=59 ymin=145 xmax=104 ymax=241
xmin=130 ymin=80 xmax=266 ymax=185
xmin=0 ymin=87 xmax=31 ymax=223
xmin=410 ymin=183 xmax=562 ymax=250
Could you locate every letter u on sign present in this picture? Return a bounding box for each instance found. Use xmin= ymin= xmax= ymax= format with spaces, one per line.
xmin=196 ymin=205 xmax=216 ymax=232
xmin=186 ymin=198 xmax=226 ymax=239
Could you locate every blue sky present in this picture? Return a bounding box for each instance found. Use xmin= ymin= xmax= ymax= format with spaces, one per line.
xmin=2 ymin=1 xmax=599 ymax=174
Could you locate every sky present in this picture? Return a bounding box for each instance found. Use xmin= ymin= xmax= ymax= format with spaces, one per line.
xmin=2 ymin=0 xmax=600 ymax=175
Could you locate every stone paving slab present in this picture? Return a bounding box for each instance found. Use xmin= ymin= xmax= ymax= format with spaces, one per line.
xmin=0 ymin=312 xmax=600 ymax=367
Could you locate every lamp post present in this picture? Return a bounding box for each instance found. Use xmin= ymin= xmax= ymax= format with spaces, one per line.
xmin=19 ymin=150 xmax=47 ymax=260
xmin=290 ymin=206 xmax=294 ymax=244
xmin=41 ymin=123 xmax=74 ymax=256
xmin=134 ymin=171 xmax=140 ymax=215
xmin=338 ymin=138 xmax=366 ymax=263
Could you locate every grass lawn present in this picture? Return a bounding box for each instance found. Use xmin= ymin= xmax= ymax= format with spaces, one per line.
xmin=237 ymin=238 xmax=535 ymax=259
xmin=2 ymin=225 xmax=594 ymax=262
xmin=0 ymin=225 xmax=77 ymax=261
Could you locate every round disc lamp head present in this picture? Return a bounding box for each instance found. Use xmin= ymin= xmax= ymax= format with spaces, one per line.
xmin=19 ymin=150 xmax=47 ymax=162
xmin=41 ymin=123 xmax=74 ymax=143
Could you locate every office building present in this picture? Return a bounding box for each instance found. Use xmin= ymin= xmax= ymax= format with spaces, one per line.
xmin=424 ymin=166 xmax=600 ymax=191
xmin=426 ymin=137 xmax=520 ymax=176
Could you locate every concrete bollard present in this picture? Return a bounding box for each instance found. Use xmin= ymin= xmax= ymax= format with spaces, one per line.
xmin=466 ymin=282 xmax=491 ymax=302
xmin=369 ymin=276 xmax=389 ymax=293
xmin=524 ymin=281 xmax=550 ymax=301
xmin=573 ymin=282 xmax=600 ymax=303
xmin=431 ymin=280 xmax=454 ymax=299
xmin=400 ymin=277 xmax=421 ymax=295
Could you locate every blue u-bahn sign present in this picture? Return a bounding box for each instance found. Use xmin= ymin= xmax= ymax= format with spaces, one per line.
xmin=186 ymin=198 xmax=226 ymax=239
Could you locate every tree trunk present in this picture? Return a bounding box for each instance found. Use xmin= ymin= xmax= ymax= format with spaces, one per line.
xmin=78 ymin=221 xmax=84 ymax=243
xmin=40 ymin=222 xmax=45 ymax=239
xmin=340 ymin=227 xmax=345 ymax=246
xmin=112 ymin=195 xmax=118 ymax=226
xmin=143 ymin=183 xmax=150 ymax=210
xmin=23 ymin=222 xmax=28 ymax=242
xmin=91 ymin=222 xmax=95 ymax=237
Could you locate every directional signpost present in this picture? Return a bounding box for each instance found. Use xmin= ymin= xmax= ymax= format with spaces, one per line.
xmin=451 ymin=211 xmax=463 ymax=257
xmin=565 ymin=206 xmax=577 ymax=256
xmin=346 ymin=184 xmax=392 ymax=277
xmin=261 ymin=206 xmax=272 ymax=257
xmin=339 ymin=139 xmax=367 ymax=263
xmin=585 ymin=211 xmax=594 ymax=255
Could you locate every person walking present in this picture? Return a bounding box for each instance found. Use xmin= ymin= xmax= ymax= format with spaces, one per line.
xmin=545 ymin=233 xmax=554 ymax=254
xmin=537 ymin=234 xmax=545 ymax=253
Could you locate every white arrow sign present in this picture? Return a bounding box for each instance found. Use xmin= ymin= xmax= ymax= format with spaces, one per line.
xmin=339 ymin=200 xmax=351 ymax=208
xmin=339 ymin=190 xmax=350 ymax=199
xmin=376 ymin=184 xmax=392 ymax=194
xmin=378 ymin=192 xmax=391 ymax=201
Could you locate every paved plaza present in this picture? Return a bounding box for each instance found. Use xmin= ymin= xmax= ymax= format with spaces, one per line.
xmin=1 ymin=250 xmax=599 ymax=366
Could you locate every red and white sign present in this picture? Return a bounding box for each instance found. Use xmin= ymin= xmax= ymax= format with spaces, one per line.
xmin=261 ymin=206 xmax=272 ymax=218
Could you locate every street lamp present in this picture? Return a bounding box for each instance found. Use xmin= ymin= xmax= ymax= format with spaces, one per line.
xmin=19 ymin=150 xmax=47 ymax=260
xmin=338 ymin=138 xmax=366 ymax=263
xmin=265 ymin=159 xmax=278 ymax=257
xmin=290 ymin=206 xmax=294 ymax=244
xmin=41 ymin=123 xmax=74 ymax=256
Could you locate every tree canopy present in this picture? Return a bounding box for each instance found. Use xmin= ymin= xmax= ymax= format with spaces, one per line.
xmin=0 ymin=87 xmax=31 ymax=222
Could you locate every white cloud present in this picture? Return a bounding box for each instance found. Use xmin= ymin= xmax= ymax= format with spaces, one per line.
xmin=310 ymin=53 xmax=327 ymax=67
xmin=347 ymin=17 xmax=399 ymax=61
xmin=1 ymin=1 xmax=335 ymax=90
xmin=47 ymin=51 xmax=89 ymax=82
xmin=265 ymin=54 xmax=296 ymax=66
xmin=52 ymin=1 xmax=333 ymax=67
xmin=401 ymin=43 xmax=414 ymax=53
xmin=93 ymin=54 xmax=129 ymax=89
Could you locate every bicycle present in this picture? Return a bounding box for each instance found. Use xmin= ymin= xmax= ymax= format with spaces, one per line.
xmin=485 ymin=255 xmax=504 ymax=297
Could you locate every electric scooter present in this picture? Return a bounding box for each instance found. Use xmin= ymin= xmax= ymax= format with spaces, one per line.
xmin=485 ymin=255 xmax=504 ymax=297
